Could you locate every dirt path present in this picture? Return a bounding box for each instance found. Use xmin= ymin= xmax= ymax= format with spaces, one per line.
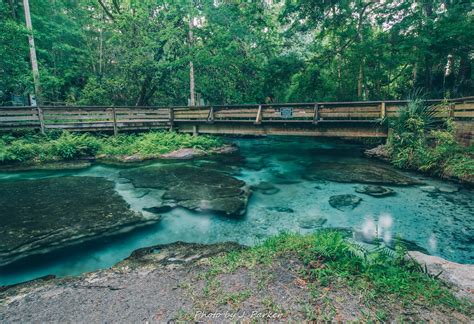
xmin=0 ymin=242 xmax=470 ymax=323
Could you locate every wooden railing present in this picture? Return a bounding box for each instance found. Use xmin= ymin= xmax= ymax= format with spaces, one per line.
xmin=1 ymin=97 xmax=473 ymax=134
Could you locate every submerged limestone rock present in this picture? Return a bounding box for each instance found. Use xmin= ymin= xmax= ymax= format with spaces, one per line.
xmin=143 ymin=205 xmax=174 ymax=214
xmin=250 ymin=181 xmax=280 ymax=195
xmin=0 ymin=176 xmax=151 ymax=267
xmin=305 ymin=162 xmax=421 ymax=186
xmin=0 ymin=161 xmax=92 ymax=172
xmin=329 ymin=194 xmax=362 ymax=210
xmin=298 ymin=217 xmax=327 ymax=229
xmin=267 ymin=206 xmax=295 ymax=213
xmin=355 ymin=185 xmax=395 ymax=197
xmin=437 ymin=185 xmax=460 ymax=194
xmin=420 ymin=185 xmax=438 ymax=193
xmin=120 ymin=165 xmax=250 ymax=216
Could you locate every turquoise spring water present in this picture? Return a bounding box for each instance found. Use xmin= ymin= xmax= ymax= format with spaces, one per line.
xmin=0 ymin=137 xmax=472 ymax=286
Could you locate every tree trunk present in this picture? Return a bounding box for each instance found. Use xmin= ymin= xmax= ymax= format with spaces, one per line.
xmin=358 ymin=63 xmax=364 ymax=99
xmin=189 ymin=17 xmax=195 ymax=106
xmin=23 ymin=0 xmax=41 ymax=104
xmin=412 ymin=62 xmax=418 ymax=87
xmin=99 ymin=26 xmax=103 ymax=75
xmin=421 ymin=0 xmax=434 ymax=93
xmin=135 ymin=75 xmax=151 ymax=106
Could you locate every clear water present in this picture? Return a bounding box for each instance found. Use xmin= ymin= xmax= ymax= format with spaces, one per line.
xmin=0 ymin=137 xmax=473 ymax=286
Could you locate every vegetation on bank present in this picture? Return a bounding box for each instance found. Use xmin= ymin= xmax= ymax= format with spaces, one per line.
xmin=197 ymin=231 xmax=471 ymax=321
xmin=0 ymin=130 xmax=223 ymax=164
xmin=386 ymin=100 xmax=474 ymax=182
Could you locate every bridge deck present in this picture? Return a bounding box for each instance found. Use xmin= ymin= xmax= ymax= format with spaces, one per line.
xmin=1 ymin=98 xmax=473 ymax=138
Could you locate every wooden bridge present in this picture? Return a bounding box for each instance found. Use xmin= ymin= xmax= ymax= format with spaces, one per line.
xmin=1 ymin=98 xmax=473 ymax=139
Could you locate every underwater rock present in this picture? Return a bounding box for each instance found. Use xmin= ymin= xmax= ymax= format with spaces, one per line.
xmin=191 ymin=160 xmax=241 ymax=176
xmin=438 ymin=185 xmax=459 ymax=194
xmin=116 ymin=178 xmax=132 ymax=184
xmin=121 ymin=165 xmax=250 ymax=217
xmin=245 ymin=160 xmax=266 ymax=171
xmin=305 ymin=162 xmax=421 ymax=186
xmin=272 ymin=177 xmax=301 ymax=185
xmin=210 ymin=144 xmax=239 ymax=155
xmin=0 ymin=161 xmax=92 ymax=172
xmin=0 ymin=176 xmax=151 ymax=267
xmin=266 ymin=206 xmax=294 ymax=213
xmin=420 ymin=185 xmax=438 ymax=193
xmin=129 ymin=188 xmax=150 ymax=199
xmin=355 ymin=185 xmax=395 ymax=197
xmin=250 ymin=182 xmax=280 ymax=195
xmin=328 ymin=194 xmax=362 ymax=210
xmin=409 ymin=251 xmax=474 ymax=301
xmin=143 ymin=205 xmax=174 ymax=214
xmin=298 ymin=217 xmax=327 ymax=229
xmin=272 ymin=172 xmax=301 ymax=184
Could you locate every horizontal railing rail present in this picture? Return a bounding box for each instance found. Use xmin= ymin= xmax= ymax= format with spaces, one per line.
xmin=1 ymin=97 xmax=473 ymax=134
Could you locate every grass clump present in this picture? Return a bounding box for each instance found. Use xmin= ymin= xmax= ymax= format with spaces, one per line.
xmin=386 ymin=99 xmax=473 ymax=182
xmin=208 ymin=231 xmax=470 ymax=313
xmin=0 ymin=130 xmax=223 ymax=164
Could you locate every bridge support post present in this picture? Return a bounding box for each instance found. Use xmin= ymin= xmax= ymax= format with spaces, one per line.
xmin=207 ymin=106 xmax=214 ymax=123
xmin=169 ymin=107 xmax=175 ymax=131
xmin=312 ymin=103 xmax=319 ymax=124
xmin=193 ymin=125 xmax=199 ymax=136
xmin=255 ymin=105 xmax=262 ymax=124
xmin=449 ymin=103 xmax=455 ymax=118
xmin=380 ymin=102 xmax=386 ymax=119
xmin=36 ymin=106 xmax=45 ymax=134
xmin=112 ymin=107 xmax=118 ymax=136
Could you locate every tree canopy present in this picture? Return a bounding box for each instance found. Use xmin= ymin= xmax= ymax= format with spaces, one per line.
xmin=1 ymin=0 xmax=472 ymax=106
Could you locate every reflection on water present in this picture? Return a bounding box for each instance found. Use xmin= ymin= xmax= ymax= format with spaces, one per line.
xmin=0 ymin=136 xmax=472 ymax=286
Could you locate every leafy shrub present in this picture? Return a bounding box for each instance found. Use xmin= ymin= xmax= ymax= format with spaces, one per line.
xmin=52 ymin=132 xmax=101 ymax=160
xmin=99 ymin=131 xmax=223 ymax=156
xmin=0 ymin=130 xmax=223 ymax=164
xmin=387 ymin=99 xmax=473 ymax=180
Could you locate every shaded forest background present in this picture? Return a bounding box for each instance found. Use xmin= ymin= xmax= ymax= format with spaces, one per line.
xmin=1 ymin=0 xmax=472 ymax=106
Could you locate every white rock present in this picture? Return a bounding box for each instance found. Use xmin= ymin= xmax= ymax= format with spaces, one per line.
xmin=420 ymin=185 xmax=437 ymax=193
xmin=438 ymin=185 xmax=459 ymax=193
xmin=409 ymin=251 xmax=474 ymax=300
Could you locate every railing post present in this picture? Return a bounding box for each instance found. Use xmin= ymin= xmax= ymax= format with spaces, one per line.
xmin=380 ymin=101 xmax=386 ymax=119
xmin=448 ymin=103 xmax=455 ymax=119
xmin=192 ymin=125 xmax=198 ymax=136
xmin=255 ymin=105 xmax=262 ymax=124
xmin=36 ymin=106 xmax=45 ymax=134
xmin=112 ymin=107 xmax=118 ymax=136
xmin=169 ymin=107 xmax=175 ymax=131
xmin=207 ymin=106 xmax=214 ymax=123
xmin=312 ymin=103 xmax=319 ymax=124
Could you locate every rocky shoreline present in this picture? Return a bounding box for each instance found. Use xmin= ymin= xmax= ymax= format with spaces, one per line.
xmin=0 ymin=241 xmax=471 ymax=322
xmin=364 ymin=144 xmax=474 ymax=186
xmin=0 ymin=176 xmax=158 ymax=267
xmin=0 ymin=144 xmax=238 ymax=172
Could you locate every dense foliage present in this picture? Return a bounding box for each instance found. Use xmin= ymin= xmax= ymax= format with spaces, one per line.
xmin=1 ymin=1 xmax=472 ymax=106
xmin=387 ymin=99 xmax=474 ymax=182
xmin=0 ymin=130 xmax=223 ymax=163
